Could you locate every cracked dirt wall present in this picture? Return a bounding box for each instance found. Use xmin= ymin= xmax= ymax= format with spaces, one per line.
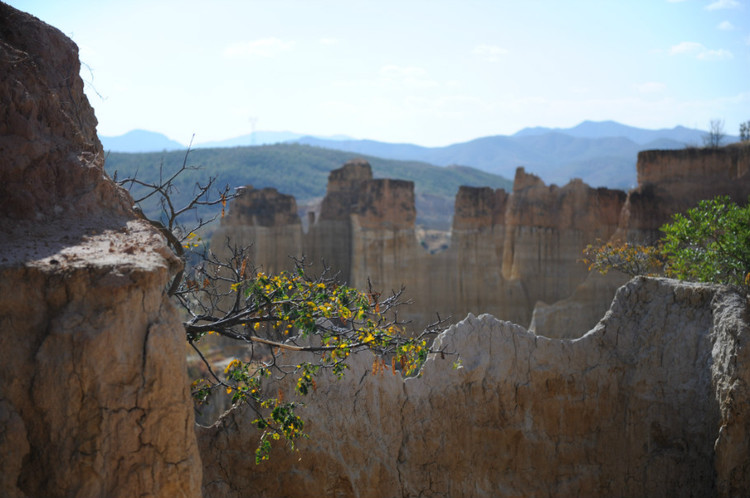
xmin=198 ymin=277 xmax=750 ymax=497
xmin=0 ymin=4 xmax=202 ymax=496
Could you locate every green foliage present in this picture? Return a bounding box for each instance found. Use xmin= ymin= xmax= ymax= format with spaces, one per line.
xmin=660 ymin=196 xmax=750 ymax=290
xmin=582 ymin=196 xmax=750 ymax=293
xmin=186 ymin=263 xmax=441 ymax=462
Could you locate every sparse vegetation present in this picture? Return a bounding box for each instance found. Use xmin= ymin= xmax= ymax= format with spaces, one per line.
xmin=703 ymin=119 xmax=726 ymax=148
xmin=740 ymin=121 xmax=750 ymax=143
xmin=582 ymin=240 xmax=664 ymax=277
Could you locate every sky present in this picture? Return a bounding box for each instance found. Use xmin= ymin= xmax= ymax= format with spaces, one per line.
xmin=7 ymin=0 xmax=750 ymax=147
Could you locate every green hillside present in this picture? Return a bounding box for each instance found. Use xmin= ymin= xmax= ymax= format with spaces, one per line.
xmin=104 ymin=143 xmax=512 ymax=230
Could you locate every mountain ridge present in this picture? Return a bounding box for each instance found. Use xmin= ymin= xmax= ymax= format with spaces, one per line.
xmin=100 ymin=121 xmax=740 ymax=189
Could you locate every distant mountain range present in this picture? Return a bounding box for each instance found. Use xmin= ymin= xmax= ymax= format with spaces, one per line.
xmin=100 ymin=129 xmax=185 ymax=153
xmin=100 ymin=121 xmax=739 ymax=189
xmin=99 ymin=130 xmax=353 ymax=152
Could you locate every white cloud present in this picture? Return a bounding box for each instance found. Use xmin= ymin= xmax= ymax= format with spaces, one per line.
xmin=717 ymin=20 xmax=735 ymax=30
xmin=669 ymin=41 xmax=733 ymax=60
xmin=472 ymin=44 xmax=509 ymax=62
xmin=379 ymin=65 xmax=439 ymax=88
xmin=706 ymin=0 xmax=740 ymax=10
xmin=697 ymin=48 xmax=733 ymax=60
xmin=319 ymin=38 xmax=340 ymax=46
xmin=670 ymin=41 xmax=704 ymax=54
xmin=380 ymin=65 xmax=428 ymax=78
xmin=223 ymin=38 xmax=294 ymax=58
xmin=635 ymin=81 xmax=667 ymax=93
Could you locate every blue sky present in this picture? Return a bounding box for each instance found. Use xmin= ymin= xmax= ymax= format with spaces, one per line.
xmin=8 ymin=0 xmax=750 ymax=146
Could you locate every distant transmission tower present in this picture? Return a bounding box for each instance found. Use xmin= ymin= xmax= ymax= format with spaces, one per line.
xmin=249 ymin=117 xmax=259 ymax=146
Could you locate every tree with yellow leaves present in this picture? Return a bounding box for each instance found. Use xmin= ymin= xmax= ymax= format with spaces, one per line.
xmin=116 ymin=146 xmax=447 ymax=463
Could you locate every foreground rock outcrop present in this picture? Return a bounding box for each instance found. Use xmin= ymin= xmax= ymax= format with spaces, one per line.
xmin=0 ymin=4 xmax=201 ymax=496
xmin=199 ymin=277 xmax=750 ymax=497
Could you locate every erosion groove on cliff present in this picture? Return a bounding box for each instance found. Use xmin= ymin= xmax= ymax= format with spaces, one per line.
xmin=199 ymin=277 xmax=750 ymax=497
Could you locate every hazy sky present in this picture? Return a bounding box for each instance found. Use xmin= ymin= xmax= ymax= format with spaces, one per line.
xmin=8 ymin=0 xmax=750 ymax=146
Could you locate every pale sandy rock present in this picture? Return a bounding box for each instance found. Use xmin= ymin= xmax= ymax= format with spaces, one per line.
xmin=710 ymin=288 xmax=750 ymax=495
xmin=0 ymin=4 xmax=201 ymax=496
xmin=198 ymin=277 xmax=750 ymax=497
xmin=528 ymin=271 xmax=629 ymax=338
xmin=0 ymin=225 xmax=202 ymax=498
xmin=500 ymin=168 xmax=625 ymax=321
xmin=198 ymin=350 xmax=407 ymax=498
xmin=305 ymin=160 xmax=373 ymax=283
xmin=212 ymin=224 xmax=304 ymax=277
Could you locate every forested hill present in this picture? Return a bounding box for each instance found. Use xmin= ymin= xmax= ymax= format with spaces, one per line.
xmin=104 ymin=143 xmax=512 ymax=229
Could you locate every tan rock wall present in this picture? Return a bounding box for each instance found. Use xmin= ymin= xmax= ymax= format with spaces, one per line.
xmin=450 ymin=185 xmax=508 ymax=231
xmin=620 ymin=145 xmax=750 ymax=238
xmin=502 ymin=168 xmax=626 ymax=310
xmin=216 ymin=163 xmax=629 ymax=334
xmin=533 ymin=144 xmax=750 ymax=337
xmin=0 ymin=5 xmax=201 ymax=496
xmin=0 ymin=3 xmax=129 ymax=221
xmin=0 ymin=225 xmax=202 ymax=498
xmin=319 ymin=159 xmax=373 ymax=221
xmin=198 ymin=277 xmax=750 ymax=497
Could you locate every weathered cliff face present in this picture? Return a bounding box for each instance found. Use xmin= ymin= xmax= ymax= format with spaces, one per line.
xmin=619 ymin=145 xmax=750 ymax=240
xmin=223 ymin=186 xmax=300 ymax=227
xmin=0 ymin=5 xmax=128 ymax=222
xmin=449 ymin=186 xmax=509 ymax=320
xmin=501 ymin=168 xmax=626 ymax=316
xmin=531 ymin=144 xmax=750 ymax=338
xmin=304 ymin=160 xmax=373 ymax=284
xmin=528 ymin=271 xmax=629 ymax=338
xmin=216 ymin=163 xmax=627 ymax=331
xmin=349 ymin=178 xmax=418 ymax=295
xmin=212 ymin=186 xmax=303 ymax=276
xmin=0 ymin=4 xmax=201 ymax=496
xmin=198 ymin=277 xmax=750 ymax=497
